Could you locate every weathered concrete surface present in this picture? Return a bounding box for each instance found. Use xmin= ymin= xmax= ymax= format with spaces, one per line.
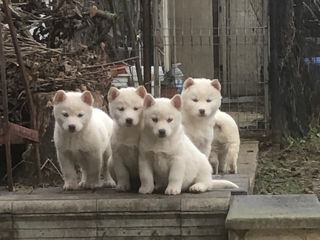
xmin=229 ymin=229 xmax=320 ymax=240
xmin=212 ymin=140 xmax=258 ymax=194
xmin=213 ymin=174 xmax=249 ymax=195
xmin=237 ymin=140 xmax=259 ymax=193
xmin=0 ymin=188 xmax=235 ymax=239
xmin=226 ymin=194 xmax=320 ymax=230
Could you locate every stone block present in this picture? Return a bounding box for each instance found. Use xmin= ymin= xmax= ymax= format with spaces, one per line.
xmin=181 ymin=213 xmax=225 ymax=227
xmin=97 ymin=197 xmax=180 ymax=212
xmin=97 ymin=213 xmax=180 ymax=228
xmin=14 ymin=228 xmax=97 ymax=239
xmin=212 ymin=174 xmax=249 ymax=195
xmin=97 ymin=226 xmax=181 ymax=237
xmin=13 ymin=214 xmax=97 ymax=229
xmin=229 ymin=229 xmax=320 ymax=240
xmin=12 ymin=199 xmax=96 ymax=214
xmin=0 ymin=184 xmax=236 ymax=239
xmin=0 ymin=201 xmax=11 ymax=213
xmin=226 ymin=194 xmax=320 ymax=230
xmin=181 ymin=191 xmax=230 ymax=212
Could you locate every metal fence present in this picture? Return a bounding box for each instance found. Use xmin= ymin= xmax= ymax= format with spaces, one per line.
xmin=157 ymin=0 xmax=269 ymax=133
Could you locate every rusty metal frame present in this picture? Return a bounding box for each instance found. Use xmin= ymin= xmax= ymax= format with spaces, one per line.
xmin=1 ymin=0 xmax=41 ymax=191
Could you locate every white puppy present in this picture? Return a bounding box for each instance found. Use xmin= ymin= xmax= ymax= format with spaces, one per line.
xmin=53 ymin=90 xmax=113 ymax=190
xmin=181 ymin=78 xmax=222 ymax=157
xmin=138 ymin=94 xmax=238 ymax=195
xmin=107 ymin=86 xmax=147 ymax=191
xmin=210 ymin=110 xmax=240 ymax=174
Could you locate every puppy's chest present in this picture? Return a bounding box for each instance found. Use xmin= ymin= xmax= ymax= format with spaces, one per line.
xmin=116 ymin=144 xmax=138 ymax=160
xmin=153 ymin=152 xmax=171 ymax=174
xmin=57 ymin=134 xmax=92 ymax=152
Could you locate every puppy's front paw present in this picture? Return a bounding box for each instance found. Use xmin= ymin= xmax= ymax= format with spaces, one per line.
xmin=165 ymin=186 xmax=181 ymax=195
xmin=139 ymin=185 xmax=154 ymax=194
xmin=79 ymin=181 xmax=99 ymax=189
xmin=189 ymin=183 xmax=207 ymax=193
xmin=116 ymin=183 xmax=130 ymax=192
xmin=104 ymin=179 xmax=116 ymax=188
xmin=63 ymin=182 xmax=79 ymax=191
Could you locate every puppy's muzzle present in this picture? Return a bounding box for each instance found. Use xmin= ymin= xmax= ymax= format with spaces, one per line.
xmin=68 ymin=124 xmax=76 ymax=132
xmin=158 ymin=129 xmax=166 ymax=138
xmin=126 ymin=118 xmax=133 ymax=126
xmin=199 ymin=109 xmax=206 ymax=116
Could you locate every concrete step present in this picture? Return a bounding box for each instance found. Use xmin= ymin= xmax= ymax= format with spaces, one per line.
xmin=226 ymin=194 xmax=320 ymax=240
xmin=0 ymin=183 xmax=248 ymax=240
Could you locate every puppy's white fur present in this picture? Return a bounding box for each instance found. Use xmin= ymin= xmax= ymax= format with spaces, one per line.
xmin=210 ymin=110 xmax=240 ymax=174
xmin=108 ymin=86 xmax=147 ymax=191
xmin=139 ymin=94 xmax=238 ymax=195
xmin=181 ymin=78 xmax=222 ymax=157
xmin=53 ymin=90 xmax=113 ymax=190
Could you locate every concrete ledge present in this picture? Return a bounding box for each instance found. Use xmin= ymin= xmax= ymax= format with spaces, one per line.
xmin=13 ymin=199 xmax=97 ymax=214
xmin=226 ymin=194 xmax=320 ymax=230
xmin=0 ymin=188 xmax=236 ymax=239
xmin=229 ymin=229 xmax=320 ymax=240
xmin=213 ymin=174 xmax=249 ymax=195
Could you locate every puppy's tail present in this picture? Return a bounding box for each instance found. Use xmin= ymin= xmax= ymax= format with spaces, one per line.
xmin=209 ymin=180 xmax=239 ymax=190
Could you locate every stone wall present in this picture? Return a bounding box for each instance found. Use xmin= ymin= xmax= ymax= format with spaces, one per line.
xmin=226 ymin=195 xmax=320 ymax=240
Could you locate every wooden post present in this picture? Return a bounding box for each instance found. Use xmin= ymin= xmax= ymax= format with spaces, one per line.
xmin=124 ymin=0 xmax=143 ymax=86
xmin=0 ymin=23 xmax=13 ymax=191
xmin=3 ymin=0 xmax=41 ymax=185
xmin=142 ymin=0 xmax=152 ymax=92
xmin=108 ymin=0 xmax=119 ymax=58
xmin=153 ymin=0 xmax=160 ymax=97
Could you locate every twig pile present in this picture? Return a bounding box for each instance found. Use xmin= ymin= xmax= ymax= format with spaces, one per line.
xmin=2 ymin=23 xmax=113 ymax=123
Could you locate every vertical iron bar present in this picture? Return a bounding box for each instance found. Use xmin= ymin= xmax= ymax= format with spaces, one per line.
xmin=108 ymin=0 xmax=119 ymax=59
xmin=3 ymin=0 xmax=36 ymax=129
xmin=212 ymin=0 xmax=219 ymax=79
xmin=153 ymin=0 xmax=160 ymax=97
xmin=0 ymin=23 xmax=13 ymax=191
xmin=263 ymin=0 xmax=270 ymax=130
xmin=142 ymin=0 xmax=152 ymax=92
xmin=3 ymin=0 xmax=41 ymax=185
xmin=124 ymin=0 xmax=143 ymax=86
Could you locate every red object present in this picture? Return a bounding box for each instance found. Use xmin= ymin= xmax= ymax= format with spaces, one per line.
xmin=108 ymin=64 xmax=128 ymax=74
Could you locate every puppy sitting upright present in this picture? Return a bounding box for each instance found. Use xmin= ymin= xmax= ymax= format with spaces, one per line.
xmin=53 ymin=90 xmax=113 ymax=190
xmin=108 ymin=86 xmax=147 ymax=191
xmin=181 ymin=78 xmax=222 ymax=158
xmin=138 ymin=94 xmax=238 ymax=195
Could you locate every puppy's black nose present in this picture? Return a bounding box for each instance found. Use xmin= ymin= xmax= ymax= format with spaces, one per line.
xmin=199 ymin=109 xmax=205 ymax=116
xmin=126 ymin=118 xmax=133 ymax=125
xmin=68 ymin=124 xmax=76 ymax=132
xmin=158 ymin=129 xmax=166 ymax=137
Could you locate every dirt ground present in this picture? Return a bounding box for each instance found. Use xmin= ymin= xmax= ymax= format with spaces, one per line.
xmin=254 ymin=126 xmax=320 ymax=199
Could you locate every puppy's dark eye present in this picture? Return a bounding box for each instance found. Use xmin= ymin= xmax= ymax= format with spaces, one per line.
xmin=134 ymin=107 xmax=138 ymax=111
xmin=167 ymin=118 xmax=173 ymax=123
xmin=118 ymin=107 xmax=124 ymax=112
xmin=206 ymin=99 xmax=212 ymax=103
xmin=192 ymin=99 xmax=198 ymax=102
xmin=78 ymin=113 xmax=84 ymax=118
xmin=62 ymin=112 xmax=69 ymax=117
xmin=152 ymin=117 xmax=158 ymax=123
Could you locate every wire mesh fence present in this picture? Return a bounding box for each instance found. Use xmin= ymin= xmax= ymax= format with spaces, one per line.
xmin=158 ymin=0 xmax=269 ymax=133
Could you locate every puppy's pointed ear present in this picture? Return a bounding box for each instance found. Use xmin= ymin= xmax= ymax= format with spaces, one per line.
xmin=171 ymin=94 xmax=182 ymax=111
xmin=211 ymin=79 xmax=221 ymax=91
xmin=53 ymin=90 xmax=67 ymax=105
xmin=81 ymin=91 xmax=94 ymax=106
xmin=108 ymin=87 xmax=120 ymax=102
xmin=183 ymin=77 xmax=194 ymax=90
xmin=144 ymin=94 xmax=155 ymax=108
xmin=136 ymin=86 xmax=147 ymax=99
